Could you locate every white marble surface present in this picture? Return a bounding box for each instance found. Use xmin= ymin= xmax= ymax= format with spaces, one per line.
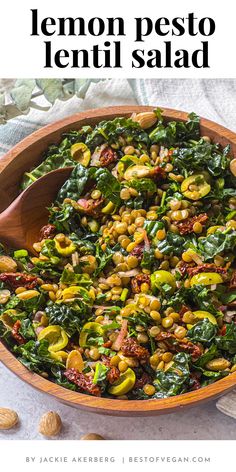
xmin=0 ymin=362 xmax=235 ymax=440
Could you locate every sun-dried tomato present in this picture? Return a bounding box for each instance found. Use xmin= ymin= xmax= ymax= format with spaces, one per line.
xmin=178 ymin=341 xmax=202 ymax=361
xmin=219 ymin=325 xmax=227 ymax=336
xmin=77 ymin=197 xmax=104 ymax=217
xmin=179 ymin=305 xmax=191 ymax=318
xmin=152 ymin=166 xmax=166 ymax=180
xmin=99 ymin=147 xmax=117 ymax=167
xmin=100 ymin=355 xmax=111 ymax=367
xmin=98 ymin=355 xmax=120 ymax=384
xmin=229 ymin=271 xmax=236 ymax=289
xmin=103 ymin=340 xmax=112 ymax=348
xmin=107 ymin=367 xmax=120 ymax=384
xmin=134 ymin=372 xmax=151 ymax=389
xmin=156 ymin=332 xmax=173 ymax=343
xmin=156 ymin=332 xmax=202 ymax=360
xmin=130 ymin=243 xmax=145 ymax=261
xmin=176 ymin=213 xmax=208 ymax=235
xmin=187 ymin=263 xmax=227 ymax=278
xmin=121 ymin=338 xmax=150 ymax=362
xmin=11 ymin=320 xmax=25 ymax=345
xmin=176 ymin=261 xmax=194 ymax=277
xmin=131 ymin=274 xmax=150 ymax=294
xmin=64 ymin=368 xmax=101 ymax=396
xmin=190 ymin=373 xmax=201 ymax=391
xmin=0 ymin=272 xmax=38 ymax=289
xmin=39 ymin=224 xmax=56 ymax=241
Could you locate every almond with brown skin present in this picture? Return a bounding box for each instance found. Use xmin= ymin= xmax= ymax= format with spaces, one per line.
xmin=80 ymin=433 xmax=105 ymax=440
xmin=0 ymin=408 xmax=19 ymax=430
xmin=230 ymin=158 xmax=236 ymax=177
xmin=132 ymin=112 xmax=157 ymax=129
xmin=38 ymin=411 xmax=62 ymax=437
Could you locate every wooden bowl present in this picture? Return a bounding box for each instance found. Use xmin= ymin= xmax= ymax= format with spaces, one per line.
xmin=0 ymin=105 xmax=236 ymax=416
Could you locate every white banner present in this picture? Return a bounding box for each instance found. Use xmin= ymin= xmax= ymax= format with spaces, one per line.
xmin=0 ymin=440 xmax=231 ymax=471
xmin=0 ymin=0 xmax=235 ymax=78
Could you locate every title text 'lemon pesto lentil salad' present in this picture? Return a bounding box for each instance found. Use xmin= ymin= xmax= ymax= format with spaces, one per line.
xmin=1 ymin=110 xmax=236 ymax=400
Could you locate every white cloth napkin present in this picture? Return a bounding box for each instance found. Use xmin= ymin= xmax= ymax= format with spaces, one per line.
xmin=0 ymin=77 xmax=236 ymax=419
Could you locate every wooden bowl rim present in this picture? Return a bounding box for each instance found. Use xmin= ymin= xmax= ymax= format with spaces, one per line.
xmin=1 ymin=105 xmax=236 ymax=416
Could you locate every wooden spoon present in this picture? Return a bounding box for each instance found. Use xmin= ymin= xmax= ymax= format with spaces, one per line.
xmin=0 ymin=167 xmax=73 ymax=253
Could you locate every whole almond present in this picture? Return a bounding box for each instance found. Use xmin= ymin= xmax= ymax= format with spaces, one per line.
xmin=80 ymin=433 xmax=105 ymax=440
xmin=0 ymin=408 xmax=19 ymax=430
xmin=132 ymin=112 xmax=157 ymax=129
xmin=38 ymin=411 xmax=62 ymax=437
xmin=230 ymin=158 xmax=236 ymax=177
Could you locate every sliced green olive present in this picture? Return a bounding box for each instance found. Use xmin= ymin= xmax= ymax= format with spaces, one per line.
xmin=61 ymin=286 xmax=91 ymax=301
xmin=38 ymin=325 xmax=68 ymax=352
xmin=108 ymin=368 xmax=136 ymax=395
xmin=70 ymin=143 xmax=91 ymax=167
xmin=151 ymin=270 xmax=176 ymax=294
xmin=207 ymin=225 xmax=225 ymax=235
xmin=124 ymin=165 xmax=152 ymax=181
xmin=101 ymin=201 xmax=116 ymax=214
xmin=0 ymin=309 xmax=18 ymax=329
xmin=181 ymin=173 xmax=211 ymax=200
xmin=190 ymin=272 xmax=223 ymax=287
xmin=79 ymin=322 xmax=103 ymax=348
xmin=51 ymin=350 xmax=68 ymax=363
xmin=54 ymin=239 xmax=76 ymax=256
xmin=117 ymin=155 xmax=140 ymax=176
xmin=192 ymin=310 xmax=217 ymax=325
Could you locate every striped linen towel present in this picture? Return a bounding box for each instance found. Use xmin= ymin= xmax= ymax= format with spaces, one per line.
xmin=0 ymin=77 xmax=236 ymax=418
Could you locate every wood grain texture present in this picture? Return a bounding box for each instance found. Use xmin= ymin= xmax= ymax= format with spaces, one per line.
xmin=0 ymin=167 xmax=73 ymax=252
xmin=0 ymin=105 xmax=236 ymax=416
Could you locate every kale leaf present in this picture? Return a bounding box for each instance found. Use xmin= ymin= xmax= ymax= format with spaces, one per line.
xmin=90 ymin=167 xmax=121 ymax=205
xmin=85 ymin=117 xmax=150 ymax=149
xmin=57 ymin=164 xmax=89 ymax=203
xmin=172 ymin=140 xmax=230 ymax=177
xmin=198 ymin=229 xmax=236 ymax=261
xmin=14 ymin=339 xmax=60 ymax=375
xmin=149 ymin=112 xmax=200 ymax=146
xmin=193 ymin=344 xmax=218 ymax=368
xmin=94 ymin=244 xmax=114 ymax=277
xmin=215 ymin=323 xmax=236 ymax=354
xmin=128 ymin=178 xmax=157 ymax=193
xmin=60 ymin=269 xmax=92 ymax=287
xmin=154 ymin=353 xmax=191 ymax=398
xmin=45 ymin=304 xmax=89 ymax=336
xmin=188 ymin=319 xmax=218 ymax=346
xmin=157 ymin=231 xmax=186 ymax=256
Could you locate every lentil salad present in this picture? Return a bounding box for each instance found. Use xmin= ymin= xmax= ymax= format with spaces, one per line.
xmin=1 ymin=109 xmax=236 ymax=399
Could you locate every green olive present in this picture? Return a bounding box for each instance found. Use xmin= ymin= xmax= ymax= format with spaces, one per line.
xmin=124 ymin=165 xmax=153 ymax=181
xmin=70 ymin=143 xmax=91 ymax=167
xmin=151 ymin=270 xmax=176 ymax=294
xmin=117 ymin=155 xmax=140 ymax=176
xmin=190 ymin=272 xmax=223 ymax=287
xmin=181 ymin=173 xmax=211 ymax=200
xmin=79 ymin=322 xmax=103 ymax=348
xmin=193 ymin=310 xmax=217 ymax=325
xmin=108 ymin=368 xmax=136 ymax=395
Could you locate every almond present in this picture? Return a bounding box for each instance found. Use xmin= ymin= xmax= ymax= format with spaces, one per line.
xmin=0 ymin=408 xmax=19 ymax=430
xmin=0 ymin=256 xmax=17 ymax=273
xmin=206 ymin=358 xmax=230 ymax=371
xmin=80 ymin=433 xmax=105 ymax=440
xmin=38 ymin=411 xmax=62 ymax=437
xmin=132 ymin=112 xmax=157 ymax=129
xmin=230 ymin=158 xmax=236 ymax=177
